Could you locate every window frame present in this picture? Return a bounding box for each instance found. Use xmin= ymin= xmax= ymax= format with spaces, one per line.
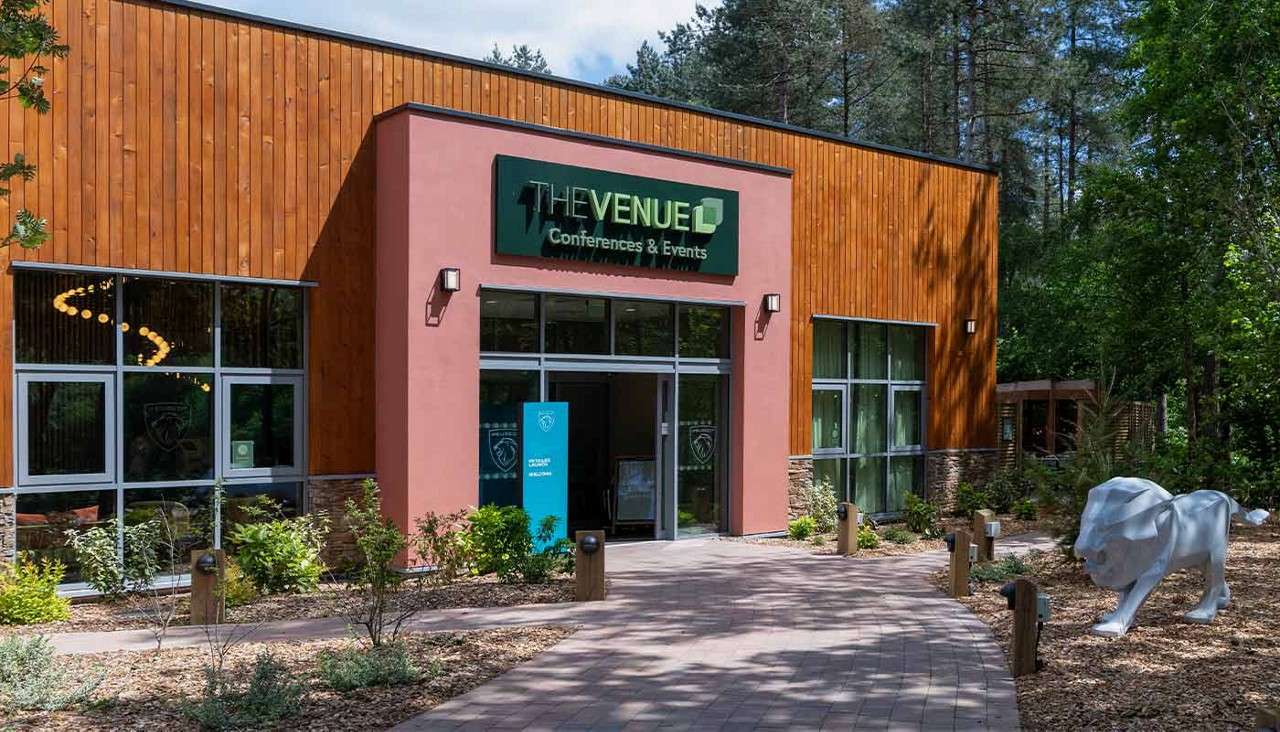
xmin=16 ymin=371 xmax=117 ymax=487
xmin=219 ymin=374 xmax=305 ymax=480
xmin=811 ymin=385 xmax=846 ymax=455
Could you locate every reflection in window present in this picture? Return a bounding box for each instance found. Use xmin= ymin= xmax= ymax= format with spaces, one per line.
xmin=888 ymin=455 xmax=923 ymax=512
xmin=812 ymin=320 xmax=845 ymax=378
xmin=26 ymin=380 xmax=107 ymax=477
xmin=890 ymin=326 xmax=925 ymax=381
xmin=221 ymin=285 xmax=303 ymax=368
xmin=123 ymin=373 xmax=214 ymax=482
xmin=812 ymin=389 xmax=843 ymax=451
xmin=854 ymin=323 xmax=886 ymax=379
xmin=15 ymin=270 xmax=116 ymax=364
xmin=678 ymin=374 xmax=725 ymax=535
xmin=615 ymin=300 xmax=673 ymax=357
xmin=892 ymin=390 xmax=923 ymax=448
xmin=852 ymin=456 xmax=886 ymax=515
xmin=814 ymin=458 xmax=847 ymax=504
xmin=16 ymin=491 xmax=118 ymax=583
xmin=678 ymin=305 xmax=729 ymax=359
xmin=123 ymin=277 xmax=214 ymax=367
xmin=124 ymin=486 xmax=212 ymax=572
xmin=229 ymin=383 xmax=297 ymax=470
xmin=479 ymin=370 xmax=539 ymax=507
xmin=479 ymin=290 xmax=539 ymax=353
xmin=544 ymin=295 xmax=608 ymax=354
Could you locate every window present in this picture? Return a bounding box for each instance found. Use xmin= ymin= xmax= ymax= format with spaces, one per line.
xmin=479 ymin=290 xmax=539 ymax=353
xmin=615 ymin=300 xmax=673 ymax=357
xmin=544 ymin=295 xmax=609 ymax=354
xmin=13 ymin=269 xmax=307 ymax=585
xmin=811 ymin=318 xmax=928 ymax=515
xmin=678 ymin=305 xmax=729 ymax=358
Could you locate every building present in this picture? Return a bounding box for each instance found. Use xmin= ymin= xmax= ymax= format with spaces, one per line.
xmin=1 ymin=0 xmax=997 ymax=577
xmin=997 ymin=379 xmax=1158 ymax=470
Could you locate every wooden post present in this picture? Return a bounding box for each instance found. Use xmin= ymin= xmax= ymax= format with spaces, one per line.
xmin=949 ymin=529 xmax=971 ymax=598
xmin=1012 ymin=577 xmax=1039 ymax=677
xmin=972 ymin=509 xmax=996 ymax=562
xmin=189 ymin=549 xmax=226 ymax=626
xmin=1257 ymin=707 xmax=1280 ymax=732
xmin=574 ymin=530 xmax=606 ymax=602
xmin=836 ymin=502 xmax=859 ymax=556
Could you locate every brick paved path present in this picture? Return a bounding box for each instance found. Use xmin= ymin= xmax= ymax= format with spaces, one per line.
xmin=393 ymin=535 xmax=1049 ymax=731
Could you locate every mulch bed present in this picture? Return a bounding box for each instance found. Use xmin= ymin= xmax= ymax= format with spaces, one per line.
xmin=14 ymin=574 xmax=574 ymax=636
xmin=7 ymin=625 xmax=575 ymax=731
xmin=729 ymin=514 xmax=1044 ymax=558
xmin=934 ymin=523 xmax=1280 ymax=731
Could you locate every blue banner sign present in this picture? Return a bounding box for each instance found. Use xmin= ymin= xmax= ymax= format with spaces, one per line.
xmin=521 ymin=402 xmax=568 ymax=548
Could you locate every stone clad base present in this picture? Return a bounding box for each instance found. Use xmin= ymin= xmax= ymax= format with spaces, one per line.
xmin=306 ymin=477 xmax=368 ymax=570
xmin=786 ymin=458 xmax=815 ymax=520
xmin=1 ymin=493 xmax=14 ymax=562
xmin=926 ymin=449 xmax=998 ymax=514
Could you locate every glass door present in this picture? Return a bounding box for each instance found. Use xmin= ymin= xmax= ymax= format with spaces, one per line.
xmin=676 ymin=373 xmax=727 ymax=537
xmin=655 ymin=375 xmax=675 ymax=539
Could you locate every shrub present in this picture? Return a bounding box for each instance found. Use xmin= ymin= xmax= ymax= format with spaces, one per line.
xmin=881 ymin=526 xmax=918 ymax=545
xmin=220 ymin=558 xmax=259 ymax=609
xmin=971 ymin=553 xmax=1034 ymax=583
xmin=787 ymin=516 xmax=817 ymax=540
xmin=0 ymin=634 xmax=102 ymax=711
xmin=857 ymin=526 xmax=880 ymax=549
xmin=902 ymin=493 xmax=940 ymax=536
xmin=807 ymin=479 xmax=839 ymax=534
xmin=184 ymin=651 xmax=304 ymax=730
xmin=953 ymin=481 xmax=990 ymax=517
xmin=318 ymin=643 xmax=427 ymax=691
xmin=64 ymin=520 xmax=162 ymax=599
xmin=0 ymin=556 xmax=70 ymax=625
xmin=518 ymin=515 xmax=574 ymax=584
xmin=346 ymin=478 xmax=416 ymax=647
xmin=466 ymin=505 xmax=533 ymax=580
xmin=415 ymin=509 xmax=474 ymax=585
xmin=1013 ymin=498 xmax=1039 ymax=521
xmin=227 ymin=503 xmax=329 ymax=595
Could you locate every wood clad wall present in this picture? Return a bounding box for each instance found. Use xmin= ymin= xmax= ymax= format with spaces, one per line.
xmin=0 ymin=0 xmax=997 ymax=485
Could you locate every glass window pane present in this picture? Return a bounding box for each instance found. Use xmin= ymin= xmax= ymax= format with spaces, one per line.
xmin=220 ymin=284 xmax=303 ymax=368
xmin=615 ymin=300 xmax=673 ymax=356
xmin=123 ymin=277 xmax=213 ymax=367
xmin=813 ymin=458 xmax=847 ymax=504
xmin=892 ymin=390 xmax=923 ymax=448
xmin=17 ymin=490 xmax=118 ymax=584
xmin=479 ymin=290 xmax=539 ymax=353
xmin=852 ymin=456 xmax=886 ymax=515
xmin=16 ymin=270 xmax=116 ymax=364
xmin=678 ymin=374 xmax=725 ymax=536
xmin=1055 ymin=399 xmax=1077 ymax=453
xmin=124 ymin=486 xmax=213 ymax=572
xmin=678 ymin=305 xmax=729 ymax=358
xmin=888 ymin=455 xmax=923 ymax=513
xmin=26 ymin=380 xmax=107 ymax=477
xmin=123 ymin=373 xmax=214 ymax=482
xmin=890 ymin=326 xmax=925 ymax=381
xmin=850 ymin=384 xmax=887 ymax=454
xmin=854 ymin=323 xmax=887 ymax=379
xmin=811 ymin=389 xmax=844 ymax=451
xmin=223 ymin=482 xmax=303 ymax=524
xmin=479 ymin=370 xmax=539 ymax=506
xmin=544 ymin=295 xmax=608 ymax=354
xmin=812 ymin=320 xmax=846 ymax=378
xmin=229 ymin=383 xmax=297 ymax=469
xmin=1023 ymin=399 xmax=1050 ymax=455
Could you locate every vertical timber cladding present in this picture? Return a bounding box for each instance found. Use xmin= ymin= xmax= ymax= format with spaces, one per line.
xmin=0 ymin=0 xmax=999 ymax=483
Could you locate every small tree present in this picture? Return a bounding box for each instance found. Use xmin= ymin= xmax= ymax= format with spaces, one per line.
xmin=483 ymin=43 xmax=551 ymax=74
xmin=344 ymin=479 xmax=418 ymax=647
xmin=0 ymin=0 xmax=68 ymax=249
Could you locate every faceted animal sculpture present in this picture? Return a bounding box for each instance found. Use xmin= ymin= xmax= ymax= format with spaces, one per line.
xmin=1073 ymin=476 xmax=1269 ymax=637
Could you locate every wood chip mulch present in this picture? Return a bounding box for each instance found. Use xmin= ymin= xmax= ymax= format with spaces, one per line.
xmin=932 ymin=523 xmax=1280 ymax=731
xmin=6 ymin=625 xmax=575 ymax=731
xmin=728 ymin=514 xmax=1044 ymax=558
xmin=13 ymin=575 xmax=574 ymax=636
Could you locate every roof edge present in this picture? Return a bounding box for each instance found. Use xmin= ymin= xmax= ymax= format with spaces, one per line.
xmin=154 ymin=0 xmax=998 ymax=175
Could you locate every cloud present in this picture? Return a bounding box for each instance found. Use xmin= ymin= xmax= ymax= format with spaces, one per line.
xmin=201 ymin=0 xmax=715 ymax=83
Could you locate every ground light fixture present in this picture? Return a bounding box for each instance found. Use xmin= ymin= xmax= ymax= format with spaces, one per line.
xmin=578 ymin=533 xmax=601 ymax=555
xmin=195 ymin=552 xmax=218 ymax=574
xmin=836 ymin=504 xmax=849 ymax=521
xmin=964 ymin=318 xmax=977 ymax=334
xmin=440 ymin=267 xmax=461 ymax=292
xmin=764 ymin=293 xmax=782 ymax=313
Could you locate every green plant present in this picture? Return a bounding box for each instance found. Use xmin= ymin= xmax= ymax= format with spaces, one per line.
xmin=414 ymin=509 xmax=474 ymax=585
xmin=807 ymin=478 xmax=839 ymax=534
xmin=226 ymin=503 xmax=329 ymax=595
xmin=857 ymin=526 xmax=880 ymax=549
xmin=902 ymin=493 xmax=940 ymax=536
xmin=518 ymin=515 xmax=574 ymax=584
xmin=63 ymin=519 xmax=162 ymax=599
xmin=881 ymin=526 xmax=918 ymax=545
xmin=970 ymin=553 xmax=1034 ymax=583
xmin=787 ymin=516 xmax=817 ymax=540
xmin=953 ymin=481 xmax=990 ymax=517
xmin=0 ymin=556 xmax=70 ymax=625
xmin=466 ymin=505 xmax=532 ymax=580
xmin=345 ymin=478 xmax=417 ymax=647
xmin=1013 ymin=498 xmax=1039 ymax=521
xmin=219 ymin=558 xmax=259 ymax=609
xmin=0 ymin=635 xmax=102 ymax=711
xmin=184 ymin=650 xmax=304 ymax=730
xmin=318 ymin=642 xmax=428 ymax=691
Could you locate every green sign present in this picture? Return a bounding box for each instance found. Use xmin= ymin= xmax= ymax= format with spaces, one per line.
xmin=494 ymin=155 xmax=739 ymax=275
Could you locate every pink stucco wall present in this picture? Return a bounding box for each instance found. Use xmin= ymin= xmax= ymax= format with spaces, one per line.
xmin=375 ymin=109 xmax=792 ymax=539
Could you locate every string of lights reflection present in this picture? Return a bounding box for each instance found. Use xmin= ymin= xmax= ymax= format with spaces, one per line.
xmin=51 ymin=279 xmax=211 ymax=392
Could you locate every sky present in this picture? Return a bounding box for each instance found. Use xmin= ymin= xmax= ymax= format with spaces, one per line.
xmin=200 ymin=0 xmax=715 ymax=84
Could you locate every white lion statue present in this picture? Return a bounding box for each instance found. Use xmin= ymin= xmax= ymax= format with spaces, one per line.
xmin=1073 ymin=476 xmax=1269 ymax=637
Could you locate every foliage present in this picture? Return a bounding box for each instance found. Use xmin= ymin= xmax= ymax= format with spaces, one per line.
xmin=971 ymin=553 xmax=1035 ymax=583
xmin=466 ymin=505 xmax=533 ymax=580
xmin=857 ymin=526 xmax=880 ymax=549
xmin=184 ymin=651 xmax=304 ymax=730
xmin=0 ymin=634 xmax=101 ymax=711
xmin=414 ymin=509 xmax=474 ymax=586
xmin=807 ymin=478 xmax=838 ymax=534
xmin=64 ymin=519 xmax=162 ymax=599
xmin=219 ymin=558 xmax=258 ymax=609
xmin=0 ymin=556 xmax=69 ymax=625
xmin=1013 ymin=498 xmax=1039 ymax=521
xmin=881 ymin=526 xmax=918 ymax=545
xmin=227 ymin=501 xmax=329 ymax=595
xmin=344 ymin=478 xmax=416 ymax=648
xmin=318 ymin=643 xmax=428 ymax=691
xmin=483 ymin=43 xmax=550 ymax=74
xmin=517 ymin=515 xmax=573 ymax=584
xmin=902 ymin=493 xmax=940 ymax=537
xmin=952 ymin=482 xmax=989 ymax=518
xmin=787 ymin=516 xmax=817 ymax=541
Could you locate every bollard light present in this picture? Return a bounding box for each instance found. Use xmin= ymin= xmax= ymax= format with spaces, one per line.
xmin=985 ymin=521 xmax=1002 ymax=538
xmin=195 ymin=552 xmax=218 ymax=575
xmin=968 ymin=544 xmax=979 ymax=564
xmin=837 ymin=504 xmax=849 ymax=522
xmin=1037 ymin=593 xmax=1052 ymax=622
xmin=945 ymin=532 xmax=956 ymax=553
xmin=999 ymin=581 xmax=1017 ymax=610
xmin=578 ymin=533 xmax=601 ymax=555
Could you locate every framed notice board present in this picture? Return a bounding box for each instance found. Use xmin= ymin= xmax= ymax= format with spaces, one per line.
xmin=614 ymin=457 xmax=656 ymax=524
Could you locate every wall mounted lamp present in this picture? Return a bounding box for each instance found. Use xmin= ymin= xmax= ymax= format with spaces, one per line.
xmin=439 ymin=267 xmax=461 ymax=293
xmin=764 ymin=293 xmax=782 ymax=313
xmin=964 ymin=318 xmax=977 ymax=335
